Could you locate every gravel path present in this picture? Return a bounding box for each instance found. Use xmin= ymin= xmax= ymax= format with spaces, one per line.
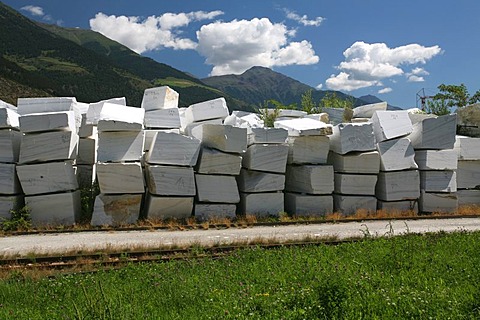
xmin=1 ymin=217 xmax=479 ymax=258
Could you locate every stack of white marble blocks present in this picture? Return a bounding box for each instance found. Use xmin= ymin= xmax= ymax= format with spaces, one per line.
xmin=276 ymin=118 xmax=334 ymax=217
xmin=329 ymin=122 xmax=377 ymax=215
xmin=16 ymin=97 xmax=81 ymax=226
xmin=75 ymin=102 xmax=98 ymax=190
xmin=237 ymin=127 xmax=288 ymax=218
xmin=181 ymin=97 xmax=229 ymax=136
xmin=0 ymin=101 xmax=22 ymax=221
xmin=454 ymin=135 xmax=480 ymax=207
xmin=91 ymin=103 xmax=145 ymax=226
xmin=352 ymin=101 xmax=387 ymax=123
xmin=409 ymin=114 xmax=458 ymax=213
xmin=191 ymin=123 xmax=246 ymax=220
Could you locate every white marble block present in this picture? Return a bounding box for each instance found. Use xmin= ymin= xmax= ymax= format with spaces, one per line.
xmin=353 ymin=101 xmax=387 ymax=118
xmin=182 ymin=118 xmax=223 ymax=137
xmin=239 ymin=192 xmax=284 ymax=217
xmin=284 ymin=193 xmax=333 ymax=216
xmin=97 ymin=131 xmax=144 ymax=162
xmin=191 ymin=124 xmax=247 ymax=153
xmin=274 ymin=118 xmax=333 ymax=136
xmin=419 ymin=191 xmax=458 ymax=213
xmin=333 ymin=195 xmax=377 ymax=215
xmin=377 ymin=137 xmax=418 ymax=171
xmin=456 ymin=161 xmax=480 ymax=189
xmin=372 ymin=110 xmax=413 ymax=142
xmin=77 ymin=137 xmax=97 ymax=164
xmin=0 ymin=163 xmax=21 ymax=195
xmin=242 ymin=144 xmax=288 ymax=173
xmin=247 ymin=127 xmax=288 ymax=145
xmin=420 ymin=171 xmax=456 ymax=193
xmin=454 ymin=136 xmax=480 ymax=160
xmin=145 ymin=195 xmax=193 ymax=220
xmin=184 ymin=98 xmax=229 ymax=124
xmin=96 ymin=162 xmax=144 ymax=194
xmin=237 ymin=169 xmax=285 ymax=193
xmin=377 ymin=200 xmax=419 ymax=213
xmin=322 ymin=107 xmax=346 ymax=125
xmin=285 ymin=165 xmax=334 ymax=194
xmin=334 ymin=173 xmax=377 ymax=195
xmin=17 ymin=161 xmax=78 ymax=195
xmin=456 ymin=103 xmax=480 ymax=137
xmin=328 ymin=151 xmax=380 ymax=174
xmin=0 ymin=196 xmax=23 ymax=220
xmin=146 ymin=132 xmax=200 ymax=166
xmin=194 ymin=204 xmax=237 ymax=221
xmin=144 ymin=108 xmax=181 ymax=129
xmin=195 ymin=174 xmax=240 ymax=203
xmin=409 ymin=114 xmax=457 ymax=149
xmin=196 ymin=147 xmax=242 ymax=175
xmin=415 ymin=150 xmax=457 ymax=170
xmin=457 ymin=189 xmax=480 ymax=206
xmin=91 ymin=193 xmax=141 ymax=226
xmin=75 ymin=164 xmax=96 ymax=189
xmin=86 ymin=97 xmax=126 ymax=125
xmin=287 ymin=135 xmax=330 ymax=165
xmin=17 ymin=97 xmax=78 ymax=115
xmin=97 ymin=103 xmax=145 ymax=131
xmin=26 ymin=190 xmax=80 ymax=227
xmin=19 ymin=111 xmax=76 ymax=133
xmin=145 ymin=164 xmax=195 ymax=196
xmin=329 ymin=123 xmax=375 ymax=155
xmin=376 ymin=170 xmax=420 ymax=201
xmin=19 ymin=131 xmax=78 ymax=164
xmin=0 ymin=107 xmax=20 ymax=129
xmin=78 ymin=119 xmax=97 ymax=139
xmin=141 ymin=86 xmax=179 ymax=111
xmin=302 ymin=113 xmax=329 ymax=123
xmin=143 ymin=129 xmax=180 ymax=152
xmin=0 ymin=130 xmax=21 ymax=163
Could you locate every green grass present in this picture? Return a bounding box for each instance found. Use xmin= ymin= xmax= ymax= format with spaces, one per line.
xmin=1 ymin=231 xmax=480 ymax=319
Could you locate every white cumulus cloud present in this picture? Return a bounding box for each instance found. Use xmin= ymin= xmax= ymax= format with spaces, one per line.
xmin=406 ymin=67 xmax=430 ymax=82
xmin=378 ymin=87 xmax=393 ymax=94
xmin=316 ymin=83 xmax=323 ymax=90
xmin=21 ymin=5 xmax=44 ymax=16
xmin=89 ymin=10 xmax=224 ymax=54
xmin=326 ymin=41 xmax=442 ymax=91
xmin=196 ymin=18 xmax=319 ymax=76
xmin=284 ymin=9 xmax=325 ymax=27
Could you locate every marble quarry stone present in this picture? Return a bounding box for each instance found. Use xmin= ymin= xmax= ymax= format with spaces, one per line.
xmin=329 ymin=122 xmax=375 ymax=155
xmin=194 ymin=203 xmax=237 ymax=221
xmin=285 ymin=165 xmax=334 ymax=194
xmin=454 ymin=136 xmax=480 ymax=160
xmin=75 ymin=164 xmax=96 ymax=189
xmin=456 ymin=160 xmax=480 ymax=189
xmin=86 ymin=97 xmax=126 ymax=125
xmin=141 ymin=86 xmax=179 ymax=111
xmin=143 ymin=129 xmax=180 ymax=152
xmin=26 ymin=190 xmax=80 ymax=227
xmin=96 ymin=162 xmax=144 ymax=194
xmin=196 ymin=147 xmax=242 ymax=175
xmin=419 ymin=191 xmax=458 ymax=213
xmin=146 ymin=132 xmax=200 ymax=166
xmin=0 ymin=195 xmax=23 ymax=220
xmin=456 ymin=103 xmax=480 ymax=137
xmin=77 ymin=137 xmax=97 ymax=165
xmin=327 ymin=151 xmax=380 ymax=174
xmin=420 ymin=170 xmax=457 ymax=193
xmin=322 ymin=107 xmax=347 ymax=125
xmin=0 ymin=130 xmax=21 ymax=163
xmin=284 ymin=193 xmax=333 ymax=217
xmin=274 ymin=118 xmax=333 ymax=136
xmin=415 ymin=149 xmax=457 ymax=170
xmin=353 ymin=101 xmax=387 ymax=118
xmin=408 ymin=114 xmax=457 ymax=149
xmin=457 ymin=189 xmax=480 ymax=206
xmin=237 ymin=169 xmax=285 ymax=193
xmin=0 ymin=163 xmax=21 ymax=195
xmin=242 ymin=144 xmax=289 ymax=173
xmin=287 ymin=135 xmax=330 ymax=165
xmin=377 ymin=200 xmax=419 ymax=213
xmin=184 ymin=98 xmax=229 ymax=124
xmin=334 ymin=173 xmax=377 ymax=195
xmin=333 ymin=195 xmax=377 ymax=216
xmin=97 ymin=131 xmax=144 ymax=163
xmin=144 ymin=108 xmax=181 ymax=129
xmin=19 ymin=131 xmax=78 ymax=164
xmin=376 ymin=170 xmax=420 ymax=201
xmin=191 ymin=124 xmax=247 ymax=153
xmin=301 ymin=113 xmax=329 ymax=123
xmin=195 ymin=174 xmax=240 ymax=203
xmin=91 ymin=193 xmax=142 ymax=226
xmin=17 ymin=161 xmax=78 ymax=195
xmin=377 ymin=137 xmax=418 ymax=171
xmin=145 ymin=164 xmax=195 ymax=196
xmin=247 ymin=127 xmax=288 ymax=145
xmin=19 ymin=111 xmax=76 ymax=133
xmin=239 ymin=192 xmax=284 ymax=217
xmin=97 ymin=103 xmax=145 ymax=131
xmin=372 ymin=110 xmax=413 ymax=142
xmin=183 ymin=118 xmax=223 ymax=137
xmin=144 ymin=195 xmax=193 ymax=220
xmin=0 ymin=107 xmax=19 ymax=129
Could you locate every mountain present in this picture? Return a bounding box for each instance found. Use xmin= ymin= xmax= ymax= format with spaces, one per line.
xmin=358 ymin=94 xmax=402 ymax=110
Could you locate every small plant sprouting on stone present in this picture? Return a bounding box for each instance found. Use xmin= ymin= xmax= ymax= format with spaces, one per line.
xmin=2 ymin=205 xmax=32 ymax=231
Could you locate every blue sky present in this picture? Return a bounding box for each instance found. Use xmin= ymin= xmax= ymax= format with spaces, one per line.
xmin=5 ymin=0 xmax=480 ymax=108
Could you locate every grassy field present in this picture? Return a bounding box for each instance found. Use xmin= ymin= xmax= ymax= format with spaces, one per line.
xmin=1 ymin=231 xmax=479 ymax=319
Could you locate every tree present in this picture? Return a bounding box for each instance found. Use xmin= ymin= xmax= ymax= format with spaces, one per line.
xmin=430 ymin=83 xmax=480 ymax=114
xmin=256 ymin=99 xmax=296 ymax=127
xmin=319 ymin=92 xmax=354 ymax=110
xmin=300 ymin=89 xmax=318 ymax=114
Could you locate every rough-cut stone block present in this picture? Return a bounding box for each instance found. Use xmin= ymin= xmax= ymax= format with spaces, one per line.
xmin=278 ymin=109 xmax=307 ymax=118
xmin=328 ymin=151 xmax=380 ymax=174
xmin=407 ymin=112 xmax=437 ymax=125
xmin=409 ymin=114 xmax=457 ymax=149
xmin=457 ymin=189 xmax=480 ymax=206
xmin=353 ymin=101 xmax=387 ymax=118
xmin=78 ymin=119 xmax=97 ymax=138
xmin=334 ymin=173 xmax=377 ymax=195
xmin=224 ymin=112 xmax=262 ymax=129
xmin=454 ymin=136 xmax=480 ymax=160
xmin=143 ymin=129 xmax=180 ymax=152
xmin=350 ymin=118 xmax=370 ymax=123
xmin=239 ymin=192 xmax=283 ymax=217
xmin=415 ymin=150 xmax=457 ymax=170
xmin=284 ymin=193 xmax=333 ymax=216
xmin=302 ymin=113 xmax=329 ymax=123
xmin=97 ymin=103 xmax=145 ymax=131
xmin=145 ymin=165 xmax=195 ymax=196
xmin=195 ymin=174 xmax=239 ymax=203
xmin=285 ymin=165 xmax=334 ymax=194
xmin=377 ymin=200 xmax=418 ymax=213
xmin=322 ymin=107 xmax=346 ymax=125
xmin=372 ymin=110 xmax=413 ymax=143
xmin=196 ymin=147 xmax=242 ymax=175
xmin=420 ymin=171 xmax=456 ymax=193
xmin=0 ymin=130 xmax=21 ymax=163
xmin=333 ymin=195 xmax=377 ymax=215
xmin=194 ymin=204 xmax=236 ymax=221
xmin=97 ymin=131 xmax=144 ymax=162
xmin=237 ymin=169 xmax=285 ymax=193
xmin=145 ymin=195 xmax=193 ymax=220
xmin=287 ymin=135 xmax=330 ymax=165
xmin=0 ymin=163 xmax=21 ymax=195
xmin=141 ymin=86 xmax=179 ymax=111
xmin=146 ymin=132 xmax=200 ymax=166
xmin=17 ymin=161 xmax=78 ymax=195
xmin=419 ymin=191 xmax=458 ymax=213
xmin=17 ymin=97 xmax=78 ymax=115
xmin=19 ymin=111 xmax=76 ymax=133
xmin=26 ymin=190 xmax=80 ymax=226
xmin=247 ymin=127 xmax=287 ymax=145
xmin=242 ymin=144 xmax=288 ymax=173
xmin=91 ymin=194 xmax=141 ymax=226
xmin=274 ymin=118 xmax=332 ymax=136
xmin=456 ymin=103 xmax=480 ymax=137
xmin=457 ymin=161 xmax=480 ymax=189
xmin=144 ymin=108 xmax=181 ymax=129
xmin=182 ymin=118 xmax=222 ymax=137
xmin=87 ymin=97 xmax=126 ymax=125
xmin=77 ymin=137 xmax=97 ymax=164
xmin=184 ymin=98 xmax=229 ymax=124
xmin=329 ymin=122 xmax=375 ymax=155
xmin=0 ymin=107 xmax=19 ymax=129
xmin=75 ymin=164 xmax=96 ymax=189
xmin=0 ymin=195 xmax=23 ymax=220
xmin=376 ymin=170 xmax=420 ymax=201
xmin=377 ymin=137 xmax=418 ymax=171
xmin=97 ymin=162 xmax=144 ymax=194
xmin=19 ymin=131 xmax=78 ymax=164
xmin=191 ymin=124 xmax=247 ymax=154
